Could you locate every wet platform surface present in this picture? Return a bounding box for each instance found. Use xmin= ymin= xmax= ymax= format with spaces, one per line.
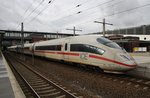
xmin=0 ymin=52 xmax=26 ymax=98
xmin=133 ymin=56 xmax=150 ymax=66
xmin=0 ymin=52 xmax=15 ymax=98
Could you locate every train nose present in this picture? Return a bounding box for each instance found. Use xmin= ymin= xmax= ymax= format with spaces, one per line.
xmin=116 ymin=53 xmax=137 ymax=69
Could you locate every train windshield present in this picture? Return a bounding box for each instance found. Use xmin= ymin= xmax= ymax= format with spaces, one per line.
xmin=97 ymin=37 xmax=122 ymax=50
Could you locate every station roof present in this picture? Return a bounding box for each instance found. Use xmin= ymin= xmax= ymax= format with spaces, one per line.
xmin=113 ymin=40 xmax=150 ymax=43
xmin=0 ymin=29 xmax=75 ymax=36
xmin=0 ymin=31 xmax=5 ymax=37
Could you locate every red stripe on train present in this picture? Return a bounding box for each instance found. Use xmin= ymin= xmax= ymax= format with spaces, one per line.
xmin=34 ymin=50 xmax=136 ymax=68
xmin=35 ymin=50 xmax=56 ymax=54
xmin=35 ymin=50 xmax=79 ymax=56
xmin=89 ymin=55 xmax=137 ymax=67
xmin=57 ymin=52 xmax=79 ymax=56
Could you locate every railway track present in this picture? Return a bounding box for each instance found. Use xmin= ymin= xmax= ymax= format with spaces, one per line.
xmin=10 ymin=52 xmax=150 ymax=90
xmin=5 ymin=52 xmax=150 ymax=98
xmin=4 ymin=53 xmax=81 ymax=98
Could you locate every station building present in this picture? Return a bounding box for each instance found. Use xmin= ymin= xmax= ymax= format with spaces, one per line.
xmin=92 ymin=24 xmax=150 ymax=52
xmin=107 ymin=34 xmax=150 ymax=52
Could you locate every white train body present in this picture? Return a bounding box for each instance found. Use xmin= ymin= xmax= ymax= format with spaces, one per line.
xmin=8 ymin=35 xmax=137 ymax=72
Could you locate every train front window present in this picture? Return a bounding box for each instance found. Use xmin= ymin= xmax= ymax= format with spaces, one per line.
xmin=97 ymin=37 xmax=111 ymax=44
xmin=97 ymin=37 xmax=122 ymax=50
xmin=105 ymin=42 xmax=122 ymax=50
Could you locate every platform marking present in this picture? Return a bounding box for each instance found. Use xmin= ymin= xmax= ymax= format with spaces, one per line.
xmin=0 ymin=70 xmax=8 ymax=78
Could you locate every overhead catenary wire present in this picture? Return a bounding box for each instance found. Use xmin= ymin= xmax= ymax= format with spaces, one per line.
xmin=16 ymin=0 xmax=38 ymax=29
xmin=17 ymin=0 xmax=44 ymax=28
xmin=58 ymin=0 xmax=92 ymax=14
xmin=25 ymin=0 xmax=116 ymax=31
xmin=74 ymin=0 xmax=124 ymax=20
xmin=33 ymin=0 xmax=92 ymax=22
xmin=17 ymin=0 xmax=150 ymax=34
xmin=78 ymin=0 xmax=116 ymax=13
xmin=24 ymin=0 xmax=59 ymax=32
xmin=77 ymin=2 xmax=150 ymax=30
xmin=47 ymin=0 xmax=117 ymax=24
xmin=26 ymin=0 xmax=54 ymax=24
xmin=57 ymin=2 xmax=150 ymax=33
xmin=48 ymin=0 xmax=121 ymax=31
xmin=24 ymin=0 xmax=38 ymax=15
xmin=96 ymin=3 xmax=150 ymax=23
xmin=23 ymin=0 xmax=91 ymax=31
xmin=22 ymin=0 xmax=45 ymax=23
xmin=67 ymin=0 xmax=124 ymax=27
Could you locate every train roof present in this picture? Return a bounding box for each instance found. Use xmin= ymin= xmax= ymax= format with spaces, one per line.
xmin=7 ymin=45 xmax=17 ymax=48
xmin=24 ymin=43 xmax=33 ymax=47
xmin=8 ymin=35 xmax=111 ymax=48
xmin=34 ymin=35 xmax=103 ymax=46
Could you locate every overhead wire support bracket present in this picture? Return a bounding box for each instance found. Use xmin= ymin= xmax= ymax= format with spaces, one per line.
xmin=94 ymin=18 xmax=113 ymax=37
xmin=66 ymin=26 xmax=82 ymax=36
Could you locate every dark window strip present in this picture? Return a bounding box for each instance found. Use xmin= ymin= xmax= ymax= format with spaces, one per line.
xmin=70 ymin=44 xmax=105 ymax=55
xmin=35 ymin=45 xmax=61 ymax=51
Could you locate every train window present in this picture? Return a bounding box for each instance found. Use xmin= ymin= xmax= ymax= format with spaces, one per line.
xmin=70 ymin=44 xmax=105 ymax=55
xmin=97 ymin=37 xmax=122 ymax=50
xmin=65 ymin=43 xmax=67 ymax=51
xmin=56 ymin=45 xmax=61 ymax=50
xmin=89 ymin=45 xmax=105 ymax=55
xmin=24 ymin=47 xmax=29 ymax=50
xmin=105 ymin=42 xmax=122 ymax=50
xmin=36 ymin=45 xmax=61 ymax=51
xmin=97 ymin=37 xmax=111 ymax=44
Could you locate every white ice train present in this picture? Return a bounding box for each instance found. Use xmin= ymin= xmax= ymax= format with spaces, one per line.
xmin=8 ymin=35 xmax=137 ymax=72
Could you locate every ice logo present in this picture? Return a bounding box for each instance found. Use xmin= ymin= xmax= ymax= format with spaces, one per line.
xmin=80 ymin=53 xmax=88 ymax=60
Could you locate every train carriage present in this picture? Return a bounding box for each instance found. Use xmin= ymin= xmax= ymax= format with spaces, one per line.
xmin=8 ymin=35 xmax=137 ymax=72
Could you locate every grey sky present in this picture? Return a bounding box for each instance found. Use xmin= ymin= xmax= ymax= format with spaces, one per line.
xmin=0 ymin=0 xmax=150 ymax=34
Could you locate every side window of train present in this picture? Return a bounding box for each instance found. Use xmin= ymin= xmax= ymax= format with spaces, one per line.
xmin=65 ymin=43 xmax=67 ymax=51
xmin=88 ymin=45 xmax=105 ymax=55
xmin=70 ymin=44 xmax=105 ymax=55
xmin=35 ymin=45 xmax=61 ymax=51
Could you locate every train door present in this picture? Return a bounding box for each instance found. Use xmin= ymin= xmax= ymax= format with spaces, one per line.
xmin=62 ymin=38 xmax=70 ymax=60
xmin=30 ymin=43 xmax=36 ymax=55
xmin=30 ymin=43 xmax=36 ymax=65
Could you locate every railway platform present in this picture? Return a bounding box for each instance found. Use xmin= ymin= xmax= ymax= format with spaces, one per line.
xmin=0 ymin=52 xmax=25 ymax=98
